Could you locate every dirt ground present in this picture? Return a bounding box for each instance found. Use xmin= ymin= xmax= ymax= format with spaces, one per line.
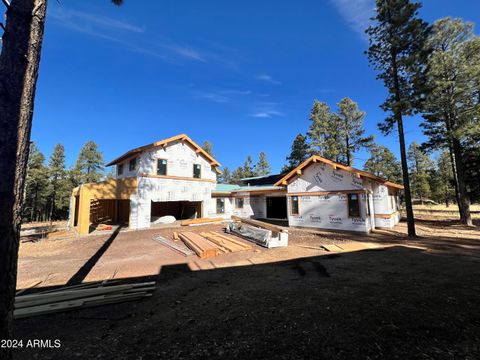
xmin=13 ymin=217 xmax=480 ymax=359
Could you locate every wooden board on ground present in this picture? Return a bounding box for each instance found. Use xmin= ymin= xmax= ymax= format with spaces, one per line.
xmin=180 ymin=217 xmax=224 ymax=226
xmin=207 ymin=232 xmax=252 ymax=250
xmin=153 ymin=235 xmax=194 ymax=256
xmin=178 ymin=232 xmax=222 ymax=259
xmin=173 ymin=231 xmax=179 ymax=241
xmin=231 ymin=216 xmax=287 ymax=233
xmin=200 ymin=232 xmax=252 ymax=253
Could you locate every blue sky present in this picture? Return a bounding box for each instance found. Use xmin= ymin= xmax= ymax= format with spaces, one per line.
xmin=32 ymin=0 xmax=480 ymax=174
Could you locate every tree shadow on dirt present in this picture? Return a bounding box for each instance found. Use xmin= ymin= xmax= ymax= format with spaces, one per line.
xmin=65 ymin=225 xmax=124 ymax=286
xmin=13 ymin=245 xmax=480 ymax=360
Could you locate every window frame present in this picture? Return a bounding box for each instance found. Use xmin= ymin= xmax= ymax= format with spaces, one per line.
xmin=347 ymin=193 xmax=361 ymax=218
xmin=193 ymin=163 xmax=201 ymax=179
xmin=129 ymin=157 xmax=137 ymax=172
xmin=216 ymin=198 xmax=225 ymax=214
xmin=117 ymin=163 xmax=124 ymax=176
xmin=290 ymin=196 xmax=299 ymax=215
xmin=157 ymin=158 xmax=168 ymax=176
xmin=235 ymin=197 xmax=244 ymax=209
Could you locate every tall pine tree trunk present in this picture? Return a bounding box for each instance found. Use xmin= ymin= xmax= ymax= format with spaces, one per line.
xmin=0 ymin=0 xmax=47 ymax=352
xmin=452 ymin=138 xmax=472 ymax=226
xmin=391 ymin=50 xmax=416 ymax=237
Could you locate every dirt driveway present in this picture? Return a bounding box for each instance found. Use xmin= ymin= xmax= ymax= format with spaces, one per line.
xmin=13 ymin=217 xmax=480 ymax=359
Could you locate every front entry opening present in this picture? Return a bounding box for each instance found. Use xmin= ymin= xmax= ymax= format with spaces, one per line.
xmin=151 ymin=201 xmax=202 ymax=221
xmin=266 ymin=196 xmax=287 ymax=219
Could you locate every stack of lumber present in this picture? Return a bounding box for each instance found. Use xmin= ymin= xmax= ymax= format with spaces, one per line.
xmin=200 ymin=232 xmax=252 ymax=253
xmin=14 ymin=281 xmax=155 ymax=319
xmin=180 ymin=217 xmax=224 ymax=226
xmin=178 ymin=232 xmax=223 ymax=259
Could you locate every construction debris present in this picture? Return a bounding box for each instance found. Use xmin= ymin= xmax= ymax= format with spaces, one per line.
xmin=229 ymin=218 xmax=288 ymax=248
xmin=178 ymin=232 xmax=223 ymax=259
xmin=173 ymin=231 xmax=179 ymax=241
xmin=14 ymin=281 xmax=155 ymax=319
xmin=231 ymin=216 xmax=288 ymax=233
xmin=180 ymin=217 xmax=224 ymax=226
xmin=152 ymin=235 xmax=195 ymax=256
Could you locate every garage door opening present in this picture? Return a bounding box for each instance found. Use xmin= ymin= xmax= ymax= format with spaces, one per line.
xmin=90 ymin=199 xmax=130 ymax=226
xmin=151 ymin=201 xmax=202 ymax=221
xmin=266 ymin=196 xmax=287 ymax=219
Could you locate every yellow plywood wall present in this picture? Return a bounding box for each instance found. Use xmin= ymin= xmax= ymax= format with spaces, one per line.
xmin=71 ymin=177 xmax=137 ymax=235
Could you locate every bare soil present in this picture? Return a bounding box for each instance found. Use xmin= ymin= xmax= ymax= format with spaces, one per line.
xmin=12 ymin=216 xmax=480 ymax=359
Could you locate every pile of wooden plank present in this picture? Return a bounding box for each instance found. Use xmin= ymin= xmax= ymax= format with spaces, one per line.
xmin=152 ymin=234 xmax=195 ymax=256
xmin=200 ymin=232 xmax=252 ymax=253
xmin=175 ymin=231 xmax=253 ymax=259
xmin=14 ymin=281 xmax=155 ymax=319
xmin=178 ymin=232 xmax=223 ymax=259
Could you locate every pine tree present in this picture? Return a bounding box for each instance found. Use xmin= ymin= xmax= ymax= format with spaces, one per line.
xmin=231 ymin=167 xmax=245 ymax=185
xmin=242 ymin=156 xmax=254 ymax=178
xmin=282 ymin=134 xmax=309 ymax=173
xmin=254 ymin=152 xmax=271 ymax=177
xmin=429 ymin=151 xmax=455 ymax=206
xmin=201 ymin=140 xmax=214 ymax=157
xmin=366 ymin=0 xmax=430 ymax=237
xmin=335 ymin=98 xmax=374 ymax=166
xmin=420 ymin=18 xmax=480 ymax=225
xmin=363 ymin=144 xmax=402 ymax=183
xmin=218 ymin=167 xmax=232 ymax=184
xmin=75 ymin=141 xmax=105 ymax=184
xmin=23 ymin=143 xmax=49 ymax=222
xmin=307 ymin=100 xmax=342 ymax=161
xmin=47 ymin=144 xmax=70 ymax=220
xmin=407 ymin=142 xmax=433 ymax=204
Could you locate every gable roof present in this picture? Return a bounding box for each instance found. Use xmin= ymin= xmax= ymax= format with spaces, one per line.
xmin=105 ymin=134 xmax=221 ymax=171
xmin=274 ymin=155 xmax=404 ymax=190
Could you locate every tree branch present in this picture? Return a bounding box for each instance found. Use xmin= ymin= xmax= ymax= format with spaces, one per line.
xmin=2 ymin=0 xmax=10 ymax=9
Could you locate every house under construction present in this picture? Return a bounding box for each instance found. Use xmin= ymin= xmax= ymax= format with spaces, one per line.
xmin=69 ymin=134 xmax=403 ymax=235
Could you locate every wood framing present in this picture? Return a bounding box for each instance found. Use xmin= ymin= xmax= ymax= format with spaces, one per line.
xmin=274 ymin=155 xmax=404 ymax=190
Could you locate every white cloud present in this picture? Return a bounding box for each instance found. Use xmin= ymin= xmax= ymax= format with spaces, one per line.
xmin=167 ymin=45 xmax=207 ymax=63
xmin=50 ymin=8 xmax=145 ymax=33
xmin=256 ymin=74 xmax=281 ymax=85
xmin=250 ymin=103 xmax=284 ymax=118
xmin=195 ymin=92 xmax=230 ymax=103
xmin=329 ymin=0 xmax=375 ymax=40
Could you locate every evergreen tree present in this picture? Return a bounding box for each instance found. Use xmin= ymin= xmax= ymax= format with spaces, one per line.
xmin=363 ymin=144 xmax=402 ymax=183
xmin=335 ymin=97 xmax=374 ymax=166
xmin=282 ymin=134 xmax=309 ymax=173
xmin=254 ymin=152 xmax=271 ymax=177
xmin=75 ymin=141 xmax=105 ymax=184
xmin=429 ymin=151 xmax=455 ymax=206
xmin=231 ymin=167 xmax=245 ymax=185
xmin=242 ymin=156 xmax=254 ymax=178
xmin=47 ymin=144 xmax=70 ymax=220
xmin=366 ymin=0 xmax=430 ymax=236
xmin=307 ymin=100 xmax=342 ymax=161
xmin=218 ymin=167 xmax=232 ymax=184
xmin=407 ymin=142 xmax=433 ymax=204
xmin=420 ymin=18 xmax=480 ymax=225
xmin=201 ymin=140 xmax=214 ymax=157
xmin=23 ymin=143 xmax=49 ymax=222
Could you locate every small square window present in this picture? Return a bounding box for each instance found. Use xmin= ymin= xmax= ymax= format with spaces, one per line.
xmin=129 ymin=157 xmax=137 ymax=171
xmin=117 ymin=164 xmax=124 ymax=176
xmin=235 ymin=198 xmax=244 ymax=209
xmin=216 ymin=198 xmax=225 ymax=214
xmin=193 ymin=164 xmax=201 ymax=179
xmin=348 ymin=193 xmax=360 ymax=217
xmin=157 ymin=159 xmax=167 ymax=176
xmin=291 ymin=196 xmax=299 ymax=215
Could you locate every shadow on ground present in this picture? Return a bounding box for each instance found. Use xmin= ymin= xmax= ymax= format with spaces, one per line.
xmin=13 ymin=244 xmax=480 ymax=359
